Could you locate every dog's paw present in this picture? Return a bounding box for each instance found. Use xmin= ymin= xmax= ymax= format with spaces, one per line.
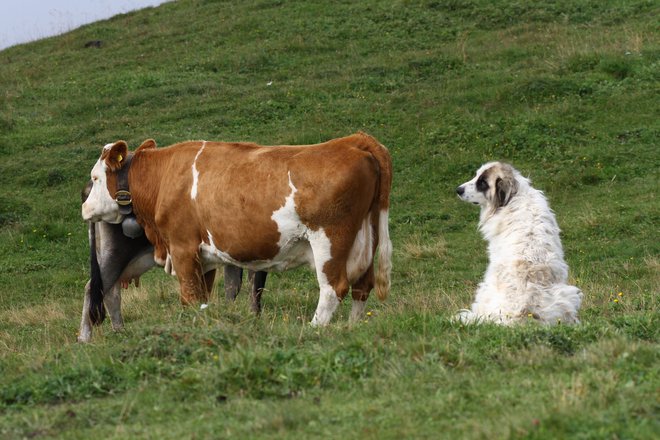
xmin=454 ymin=309 xmax=477 ymax=324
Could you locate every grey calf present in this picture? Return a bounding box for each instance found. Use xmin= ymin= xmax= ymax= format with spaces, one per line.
xmin=78 ymin=181 xmax=266 ymax=342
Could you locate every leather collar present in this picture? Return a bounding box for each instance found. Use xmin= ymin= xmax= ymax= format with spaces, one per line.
xmin=115 ymin=152 xmax=134 ymax=215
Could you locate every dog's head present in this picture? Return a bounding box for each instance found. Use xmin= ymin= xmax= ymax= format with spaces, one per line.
xmin=456 ymin=162 xmax=519 ymax=210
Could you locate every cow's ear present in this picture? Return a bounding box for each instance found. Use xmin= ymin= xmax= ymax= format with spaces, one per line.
xmin=104 ymin=141 xmax=128 ymax=171
xmin=136 ymin=139 xmax=157 ymax=152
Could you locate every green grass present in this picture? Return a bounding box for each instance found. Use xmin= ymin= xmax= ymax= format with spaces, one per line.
xmin=0 ymin=0 xmax=658 ymax=438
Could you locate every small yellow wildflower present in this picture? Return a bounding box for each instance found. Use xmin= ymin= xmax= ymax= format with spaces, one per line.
xmin=614 ymin=299 xmax=619 ymax=303
xmin=527 ymin=313 xmax=533 ymax=318
xmin=618 ymin=292 xmax=623 ymax=297
xmin=366 ymin=311 xmax=373 ymax=317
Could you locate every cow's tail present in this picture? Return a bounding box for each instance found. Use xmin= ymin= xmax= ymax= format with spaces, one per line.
xmin=88 ymin=222 xmax=106 ymax=325
xmin=355 ymin=132 xmax=392 ymax=301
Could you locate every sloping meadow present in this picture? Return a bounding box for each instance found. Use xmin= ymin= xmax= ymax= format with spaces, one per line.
xmin=0 ymin=0 xmax=657 ymax=438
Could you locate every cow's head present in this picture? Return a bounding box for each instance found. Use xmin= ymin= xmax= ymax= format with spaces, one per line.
xmin=81 ymin=141 xmax=129 ymax=223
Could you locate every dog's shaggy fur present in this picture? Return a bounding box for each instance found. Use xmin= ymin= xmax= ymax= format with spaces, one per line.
xmin=456 ymin=162 xmax=582 ymax=325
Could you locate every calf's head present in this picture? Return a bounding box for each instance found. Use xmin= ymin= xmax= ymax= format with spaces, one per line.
xmin=81 ymin=141 xmax=129 ymax=223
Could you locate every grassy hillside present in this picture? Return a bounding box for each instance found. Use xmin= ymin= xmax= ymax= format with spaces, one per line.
xmin=0 ymin=0 xmax=658 ymax=438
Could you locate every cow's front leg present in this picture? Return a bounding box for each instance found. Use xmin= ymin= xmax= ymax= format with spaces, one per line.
xmin=171 ymin=249 xmax=208 ymax=304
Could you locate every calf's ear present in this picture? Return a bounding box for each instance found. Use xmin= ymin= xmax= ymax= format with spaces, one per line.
xmin=137 ymin=139 xmax=157 ymax=152
xmin=103 ymin=141 xmax=128 ymax=171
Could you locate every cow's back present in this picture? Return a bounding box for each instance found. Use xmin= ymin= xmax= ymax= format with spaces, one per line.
xmin=149 ymin=138 xmax=377 ymax=261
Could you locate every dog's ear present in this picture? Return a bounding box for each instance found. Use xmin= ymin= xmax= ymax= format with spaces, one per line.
xmin=495 ymin=174 xmax=518 ymax=208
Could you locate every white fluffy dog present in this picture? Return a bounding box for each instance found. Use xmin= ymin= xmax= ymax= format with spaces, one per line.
xmin=456 ymin=162 xmax=582 ymax=325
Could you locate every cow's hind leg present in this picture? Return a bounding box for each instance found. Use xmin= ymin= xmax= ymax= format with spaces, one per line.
xmin=349 ymin=265 xmax=374 ymax=323
xmin=309 ymin=231 xmax=351 ymax=326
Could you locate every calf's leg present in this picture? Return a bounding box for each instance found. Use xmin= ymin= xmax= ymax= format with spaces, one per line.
xmin=104 ymin=283 xmax=124 ymax=331
xmin=203 ymin=269 xmax=217 ymax=302
xmin=249 ymin=270 xmax=267 ymax=314
xmin=78 ymin=280 xmax=124 ymax=342
xmin=224 ymin=266 xmax=243 ymax=301
xmin=78 ymin=281 xmax=93 ymax=343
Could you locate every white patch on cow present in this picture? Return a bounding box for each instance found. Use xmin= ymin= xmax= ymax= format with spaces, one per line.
xmin=201 ymin=231 xmax=235 ymax=266
xmin=349 ymin=300 xmax=367 ymax=323
xmin=190 ymin=141 xmax=207 ymax=200
xmin=309 ymin=227 xmax=339 ymax=326
xmin=200 ymin=231 xmax=273 ymax=272
xmin=200 ymin=226 xmax=313 ymax=274
xmin=200 ymin=171 xmax=315 ymax=272
xmin=103 ymin=143 xmax=114 ymax=150
xmin=161 ymin=252 xmax=177 ymax=275
xmin=346 ymin=216 xmax=373 ymax=284
xmin=82 ymin=158 xmax=123 ymax=223
xmin=271 ymin=172 xmax=308 ymax=248
xmin=311 ymin=282 xmax=340 ymax=326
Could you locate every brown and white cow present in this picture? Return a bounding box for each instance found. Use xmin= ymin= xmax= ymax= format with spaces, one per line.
xmin=82 ymin=132 xmax=393 ymax=325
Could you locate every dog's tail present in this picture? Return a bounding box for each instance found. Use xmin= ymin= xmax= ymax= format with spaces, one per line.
xmin=536 ymin=284 xmax=583 ymax=325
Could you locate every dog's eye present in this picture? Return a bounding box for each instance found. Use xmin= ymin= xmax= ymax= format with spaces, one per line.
xmin=476 ymin=176 xmax=489 ymax=191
